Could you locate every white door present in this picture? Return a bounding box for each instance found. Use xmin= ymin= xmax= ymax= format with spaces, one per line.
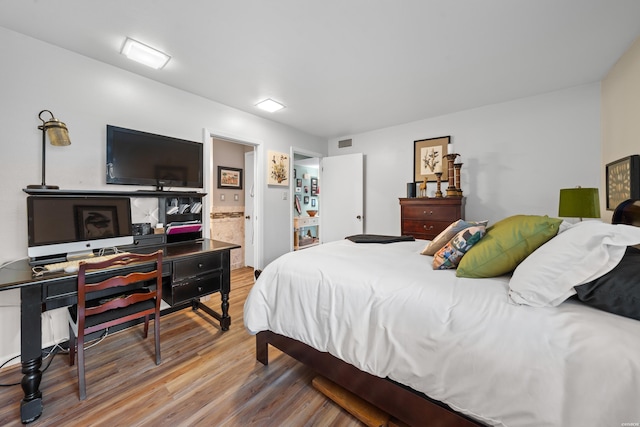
xmin=320 ymin=153 xmax=364 ymax=242
xmin=244 ymin=151 xmax=255 ymax=267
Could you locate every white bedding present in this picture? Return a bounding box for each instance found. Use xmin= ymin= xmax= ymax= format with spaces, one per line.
xmin=244 ymin=239 xmax=640 ymax=427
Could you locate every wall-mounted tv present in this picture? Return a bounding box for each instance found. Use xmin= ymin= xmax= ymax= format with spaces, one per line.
xmin=106 ymin=125 xmax=203 ymax=189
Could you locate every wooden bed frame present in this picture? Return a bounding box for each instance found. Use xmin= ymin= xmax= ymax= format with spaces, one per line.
xmin=256 ymin=330 xmax=483 ymax=426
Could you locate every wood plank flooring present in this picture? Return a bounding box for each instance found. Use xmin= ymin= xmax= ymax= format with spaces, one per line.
xmin=0 ymin=267 xmax=363 ymax=427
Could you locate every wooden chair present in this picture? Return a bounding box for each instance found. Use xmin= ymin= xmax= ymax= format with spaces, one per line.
xmin=67 ymin=250 xmax=163 ymax=400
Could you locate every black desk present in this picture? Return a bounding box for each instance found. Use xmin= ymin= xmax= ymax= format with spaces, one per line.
xmin=0 ymin=239 xmax=239 ymax=424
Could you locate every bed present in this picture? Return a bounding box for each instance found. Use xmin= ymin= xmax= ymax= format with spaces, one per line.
xmin=244 ymin=202 xmax=640 ymax=427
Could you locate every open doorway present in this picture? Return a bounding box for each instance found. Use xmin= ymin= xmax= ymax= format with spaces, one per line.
xmin=205 ymin=131 xmax=263 ymax=272
xmin=291 ymin=147 xmax=323 ymax=252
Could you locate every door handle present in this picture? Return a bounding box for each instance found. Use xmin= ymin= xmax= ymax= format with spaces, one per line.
xmin=245 ymin=215 xmax=251 ymax=220
xmin=356 ymin=215 xmax=362 ymax=220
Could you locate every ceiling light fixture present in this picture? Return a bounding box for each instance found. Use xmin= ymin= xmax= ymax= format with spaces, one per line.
xmin=120 ymin=37 xmax=171 ymax=69
xmin=255 ymin=98 xmax=286 ymax=113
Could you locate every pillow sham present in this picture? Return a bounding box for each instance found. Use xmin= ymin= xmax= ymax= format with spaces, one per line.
xmin=456 ymin=215 xmax=562 ymax=278
xmin=433 ymin=226 xmax=486 ymax=269
xmin=574 ymin=246 xmax=640 ymax=320
xmin=421 ymin=219 xmax=488 ymax=256
xmin=508 ymin=221 xmax=640 ymax=307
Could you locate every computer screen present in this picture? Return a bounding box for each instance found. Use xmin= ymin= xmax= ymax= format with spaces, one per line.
xmin=27 ymin=196 xmax=134 ymax=262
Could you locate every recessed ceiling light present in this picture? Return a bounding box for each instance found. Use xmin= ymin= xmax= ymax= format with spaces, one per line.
xmin=255 ymin=98 xmax=286 ymax=113
xmin=120 ymin=37 xmax=171 ymax=69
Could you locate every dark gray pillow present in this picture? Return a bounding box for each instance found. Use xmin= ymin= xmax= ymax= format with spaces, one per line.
xmin=574 ymin=246 xmax=640 ymax=321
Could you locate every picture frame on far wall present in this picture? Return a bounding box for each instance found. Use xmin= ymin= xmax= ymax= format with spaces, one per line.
xmin=606 ymin=155 xmax=640 ymax=210
xmin=217 ymin=166 xmax=243 ymax=189
xmin=268 ymin=150 xmax=290 ymax=186
xmin=414 ymin=136 xmax=450 ymax=183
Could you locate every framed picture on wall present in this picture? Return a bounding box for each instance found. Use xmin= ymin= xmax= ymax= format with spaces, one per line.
xmin=311 ymin=177 xmax=318 ymax=195
xmin=311 ymin=198 xmax=316 ymax=207
xmin=268 ymin=150 xmax=289 ymax=186
xmin=217 ymin=166 xmax=243 ymax=189
xmin=606 ymin=155 xmax=640 ymax=210
xmin=413 ymin=136 xmax=450 ymax=182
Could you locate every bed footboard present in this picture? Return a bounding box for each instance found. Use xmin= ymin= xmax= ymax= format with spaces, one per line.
xmin=255 ymin=331 xmax=483 ymax=427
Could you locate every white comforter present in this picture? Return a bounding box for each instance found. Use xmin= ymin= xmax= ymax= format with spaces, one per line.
xmin=244 ymin=239 xmax=640 ymax=427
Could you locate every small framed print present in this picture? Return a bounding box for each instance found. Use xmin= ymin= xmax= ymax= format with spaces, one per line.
xmin=304 ymin=196 xmax=310 ymax=204
xmin=606 ymin=155 xmax=640 ymax=210
xmin=311 ymin=177 xmax=318 ymax=195
xmin=268 ymin=150 xmax=289 ymax=186
xmin=311 ymin=198 xmax=317 ymax=207
xmin=414 ymin=136 xmax=450 ymax=182
xmin=217 ymin=166 xmax=243 ymax=189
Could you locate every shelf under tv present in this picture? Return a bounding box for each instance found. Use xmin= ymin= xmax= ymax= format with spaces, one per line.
xmin=23 ymin=188 xmax=206 ymax=197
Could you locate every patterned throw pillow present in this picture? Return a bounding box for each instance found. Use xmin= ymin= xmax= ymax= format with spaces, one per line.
xmin=421 ymin=219 xmax=489 ymax=256
xmin=432 ymin=226 xmax=486 ymax=270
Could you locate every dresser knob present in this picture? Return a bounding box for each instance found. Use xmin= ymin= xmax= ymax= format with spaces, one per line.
xmin=423 ymin=210 xmax=433 ymax=215
xmin=198 ymin=263 xmax=204 ymax=269
xmin=423 ymin=225 xmax=434 ymax=230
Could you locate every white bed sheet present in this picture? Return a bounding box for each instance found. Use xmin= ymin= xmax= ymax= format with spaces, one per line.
xmin=244 ymin=239 xmax=640 ymax=427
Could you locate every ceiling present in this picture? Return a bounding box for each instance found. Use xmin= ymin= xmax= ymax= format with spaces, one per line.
xmin=2 ymin=1 xmax=640 ymax=139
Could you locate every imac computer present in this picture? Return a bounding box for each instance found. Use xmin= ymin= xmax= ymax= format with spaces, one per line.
xmin=27 ymin=196 xmax=134 ymax=264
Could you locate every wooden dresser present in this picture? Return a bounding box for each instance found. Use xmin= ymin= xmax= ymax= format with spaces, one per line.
xmin=399 ymin=197 xmax=465 ymax=240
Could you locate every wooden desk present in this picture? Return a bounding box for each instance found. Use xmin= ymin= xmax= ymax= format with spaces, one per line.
xmin=0 ymin=239 xmax=239 ymax=424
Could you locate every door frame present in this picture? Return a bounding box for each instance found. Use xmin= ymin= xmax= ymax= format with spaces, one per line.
xmin=290 ymin=146 xmax=324 ymax=252
xmin=203 ymin=128 xmax=265 ymax=269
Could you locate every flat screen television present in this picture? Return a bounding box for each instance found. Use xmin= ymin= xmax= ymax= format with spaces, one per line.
xmin=27 ymin=196 xmax=134 ymax=262
xmin=106 ymin=125 xmax=203 ymax=189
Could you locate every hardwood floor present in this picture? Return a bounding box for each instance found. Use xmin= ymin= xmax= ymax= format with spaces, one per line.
xmin=0 ymin=267 xmax=363 ymax=426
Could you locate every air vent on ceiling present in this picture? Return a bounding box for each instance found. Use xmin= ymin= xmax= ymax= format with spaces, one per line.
xmin=338 ymin=139 xmax=352 ymax=148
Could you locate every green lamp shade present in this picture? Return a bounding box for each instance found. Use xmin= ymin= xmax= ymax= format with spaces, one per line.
xmin=558 ymin=188 xmax=601 ymax=219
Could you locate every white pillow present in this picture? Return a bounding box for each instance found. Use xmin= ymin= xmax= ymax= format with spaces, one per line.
xmin=508 ymin=221 xmax=640 ymax=307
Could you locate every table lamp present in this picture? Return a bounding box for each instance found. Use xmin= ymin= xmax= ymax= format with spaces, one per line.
xmin=27 ymin=109 xmax=71 ymax=190
xmin=558 ymin=187 xmax=600 ymax=221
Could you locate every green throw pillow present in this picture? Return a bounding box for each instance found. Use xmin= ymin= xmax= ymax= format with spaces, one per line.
xmin=456 ymin=215 xmax=562 ymax=278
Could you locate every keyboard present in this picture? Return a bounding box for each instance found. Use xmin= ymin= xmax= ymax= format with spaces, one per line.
xmin=43 ymin=252 xmax=132 ymax=273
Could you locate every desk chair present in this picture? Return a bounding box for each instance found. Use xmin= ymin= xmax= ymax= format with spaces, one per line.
xmin=67 ymin=250 xmax=163 ymax=400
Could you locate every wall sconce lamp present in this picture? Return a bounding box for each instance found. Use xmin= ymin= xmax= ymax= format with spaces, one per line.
xmin=27 ymin=110 xmax=71 ymax=190
xmin=558 ymin=187 xmax=601 ymax=221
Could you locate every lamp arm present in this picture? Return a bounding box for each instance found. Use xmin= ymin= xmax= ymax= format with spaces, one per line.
xmin=36 ymin=110 xmax=53 ymax=187
xmin=39 ymin=122 xmax=47 ymax=187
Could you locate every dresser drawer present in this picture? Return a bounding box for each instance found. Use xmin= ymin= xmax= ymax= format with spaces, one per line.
xmin=173 ymin=253 xmax=222 ymax=280
xmin=401 ymin=205 xmax=459 ymax=221
xmin=402 ymin=219 xmax=451 ymax=239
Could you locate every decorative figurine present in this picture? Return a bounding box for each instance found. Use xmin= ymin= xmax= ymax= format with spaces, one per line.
xmin=419 ymin=177 xmax=428 ymax=197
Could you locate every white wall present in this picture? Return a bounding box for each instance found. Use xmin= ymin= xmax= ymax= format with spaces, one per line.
xmin=328 ymin=84 xmax=601 ymax=234
xmin=602 ymin=36 xmax=640 ymax=223
xmin=0 ymin=27 xmax=325 ymax=364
